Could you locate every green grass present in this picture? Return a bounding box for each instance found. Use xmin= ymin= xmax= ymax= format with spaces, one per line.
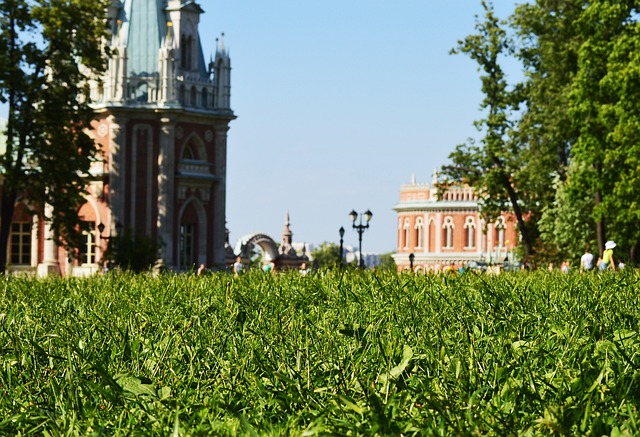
xmin=1 ymin=269 xmax=640 ymax=435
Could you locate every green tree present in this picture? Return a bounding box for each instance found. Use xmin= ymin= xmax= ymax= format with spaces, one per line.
xmin=567 ymin=0 xmax=639 ymax=259
xmin=0 ymin=0 xmax=109 ymax=272
xmin=511 ymin=0 xmax=583 ymax=185
xmin=509 ymin=0 xmax=586 ymax=265
xmin=376 ymin=252 xmax=396 ymax=271
xmin=595 ymin=2 xmax=640 ymax=261
xmin=102 ymin=230 xmax=163 ymax=273
xmin=443 ymin=0 xmax=534 ymax=259
xmin=538 ymin=172 xmax=597 ymax=263
xmin=310 ymin=242 xmax=342 ymax=269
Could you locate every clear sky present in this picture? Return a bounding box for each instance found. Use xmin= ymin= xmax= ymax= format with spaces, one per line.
xmin=0 ymin=1 xmax=521 ymax=255
xmin=204 ymin=1 xmax=521 ymax=254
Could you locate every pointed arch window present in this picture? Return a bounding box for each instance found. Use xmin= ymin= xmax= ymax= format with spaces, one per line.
xmin=201 ymin=88 xmax=208 ymax=108
xmin=181 ymin=35 xmax=194 ymax=70
xmin=495 ymin=217 xmax=506 ymax=249
xmin=415 ymin=217 xmax=424 ymax=249
xmin=179 ymin=84 xmax=186 ymax=104
xmin=80 ymin=222 xmax=97 ymax=265
xmin=464 ymin=216 xmax=476 ymax=248
xmin=182 ymin=145 xmax=194 ymax=160
xmin=179 ymin=224 xmax=194 ymax=270
xmin=190 ymin=86 xmax=197 ymax=106
xmin=442 ymin=216 xmax=454 ymax=249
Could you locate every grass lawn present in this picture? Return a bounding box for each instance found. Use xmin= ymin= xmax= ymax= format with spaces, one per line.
xmin=1 ymin=269 xmax=639 ymax=435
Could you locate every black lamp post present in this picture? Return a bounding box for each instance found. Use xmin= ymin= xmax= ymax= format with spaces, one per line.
xmin=339 ymin=226 xmax=345 ymax=266
xmin=97 ymin=222 xmax=121 ymax=240
xmin=97 ymin=223 xmax=107 ymax=240
xmin=349 ymin=209 xmax=372 ymax=269
xmin=409 ymin=253 xmax=415 ymax=272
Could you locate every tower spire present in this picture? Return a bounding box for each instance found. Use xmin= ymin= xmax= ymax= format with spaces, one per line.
xmin=282 ymin=211 xmax=292 ymax=247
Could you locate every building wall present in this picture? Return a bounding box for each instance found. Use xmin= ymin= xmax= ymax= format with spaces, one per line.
xmin=0 ymin=1 xmax=234 ymax=276
xmin=392 ymin=179 xmax=518 ymax=272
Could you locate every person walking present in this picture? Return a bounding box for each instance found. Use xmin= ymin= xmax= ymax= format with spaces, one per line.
xmin=599 ymin=241 xmax=617 ymax=271
xmin=233 ymin=256 xmax=244 ymax=276
xmin=197 ymin=263 xmax=206 ymax=275
xmin=580 ymin=247 xmax=594 ymax=272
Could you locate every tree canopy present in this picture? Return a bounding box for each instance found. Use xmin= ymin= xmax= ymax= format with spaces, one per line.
xmin=0 ymin=0 xmax=109 ymax=272
xmin=445 ymin=0 xmax=640 ymax=265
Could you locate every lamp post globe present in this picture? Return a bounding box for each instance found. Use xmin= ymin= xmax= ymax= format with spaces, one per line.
xmin=349 ymin=210 xmax=372 ymax=269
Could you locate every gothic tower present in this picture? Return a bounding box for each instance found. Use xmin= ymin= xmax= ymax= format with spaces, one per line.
xmin=87 ymin=0 xmax=234 ymax=271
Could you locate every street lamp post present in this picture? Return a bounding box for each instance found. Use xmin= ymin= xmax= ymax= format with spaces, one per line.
xmin=349 ymin=209 xmax=372 ymax=269
xmin=339 ymin=226 xmax=345 ymax=267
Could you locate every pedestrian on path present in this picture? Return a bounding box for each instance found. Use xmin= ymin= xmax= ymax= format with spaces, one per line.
xmin=599 ymin=241 xmax=617 ymax=271
xmin=580 ymin=247 xmax=594 ymax=271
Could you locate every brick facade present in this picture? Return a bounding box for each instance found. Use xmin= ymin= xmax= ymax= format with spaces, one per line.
xmin=392 ymin=176 xmax=518 ymax=272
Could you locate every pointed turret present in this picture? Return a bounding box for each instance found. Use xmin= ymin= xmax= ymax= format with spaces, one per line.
xmin=282 ymin=211 xmax=293 ymax=247
xmin=279 ymin=212 xmax=296 ymax=256
xmin=95 ymin=0 xmax=229 ymax=112
xmin=214 ymin=32 xmax=232 ymax=110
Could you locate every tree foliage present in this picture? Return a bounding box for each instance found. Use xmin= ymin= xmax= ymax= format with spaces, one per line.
xmin=448 ymin=0 xmax=640 ymax=264
xmin=443 ymin=0 xmax=534 ymax=259
xmin=538 ymin=172 xmax=596 ymax=263
xmin=375 ymin=252 xmax=397 ymax=271
xmin=310 ymin=242 xmax=343 ymax=269
xmin=102 ymin=230 xmax=163 ymax=273
xmin=0 ymin=0 xmax=109 ymax=272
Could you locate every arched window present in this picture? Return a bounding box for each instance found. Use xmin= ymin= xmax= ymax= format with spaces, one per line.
xmin=178 ymin=84 xmax=185 ymax=104
xmin=201 ymin=88 xmax=208 ymax=108
xmin=442 ymin=216 xmax=454 ymax=249
xmin=495 ymin=217 xmax=506 ymax=248
xmin=182 ymin=145 xmax=194 ymax=160
xmin=181 ymin=35 xmax=193 ymax=70
xmin=190 ymin=86 xmax=197 ymax=106
xmin=464 ymin=216 xmax=476 ymax=248
xmin=415 ymin=217 xmax=424 ymax=249
xmin=80 ymin=221 xmax=97 ymax=265
xmin=403 ymin=218 xmax=410 ymax=249
xmin=179 ymin=224 xmax=194 ymax=269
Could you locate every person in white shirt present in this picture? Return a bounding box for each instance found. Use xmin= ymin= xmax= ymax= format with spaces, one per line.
xmin=580 ymin=247 xmax=594 ymax=271
xmin=233 ymin=256 xmax=244 ymax=276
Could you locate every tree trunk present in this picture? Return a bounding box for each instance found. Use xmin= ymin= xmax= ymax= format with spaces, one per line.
xmin=492 ymin=155 xmax=533 ymax=260
xmin=594 ymin=190 xmax=605 ymax=256
xmin=503 ymin=179 xmax=533 ymax=260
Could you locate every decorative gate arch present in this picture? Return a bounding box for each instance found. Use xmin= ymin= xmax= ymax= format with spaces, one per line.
xmin=234 ymin=233 xmax=278 ymax=262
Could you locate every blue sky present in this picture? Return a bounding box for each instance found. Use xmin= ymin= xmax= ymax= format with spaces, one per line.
xmin=0 ymin=1 xmax=521 ymax=255
xmin=206 ymin=1 xmax=521 ymax=254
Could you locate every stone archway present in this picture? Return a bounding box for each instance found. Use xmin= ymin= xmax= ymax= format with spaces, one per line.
xmin=234 ymin=233 xmax=278 ymax=263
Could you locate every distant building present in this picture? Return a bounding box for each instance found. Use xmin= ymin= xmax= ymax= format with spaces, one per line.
xmin=0 ymin=0 xmax=233 ymax=275
xmin=343 ymin=246 xmax=379 ymax=269
xmin=392 ymin=173 xmax=518 ymax=272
